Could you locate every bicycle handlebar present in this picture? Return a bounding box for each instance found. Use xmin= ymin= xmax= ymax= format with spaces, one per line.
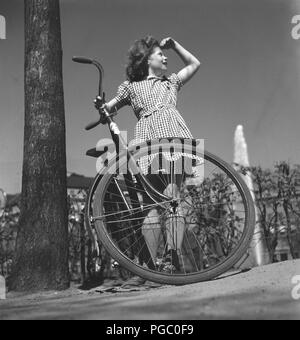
xmin=73 ymin=56 xmax=107 ymax=131
xmin=72 ymin=56 xmax=93 ymax=64
xmin=85 ymin=118 xmax=102 ymax=131
xmin=72 ymin=56 xmax=120 ymax=146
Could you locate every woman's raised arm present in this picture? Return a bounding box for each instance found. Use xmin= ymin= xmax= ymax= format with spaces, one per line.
xmin=160 ymin=37 xmax=201 ymax=86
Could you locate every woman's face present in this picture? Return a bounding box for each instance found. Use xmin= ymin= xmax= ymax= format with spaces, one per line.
xmin=148 ymin=46 xmax=168 ymax=73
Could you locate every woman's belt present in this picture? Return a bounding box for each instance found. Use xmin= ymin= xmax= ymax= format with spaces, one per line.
xmin=139 ymin=103 xmax=176 ymax=119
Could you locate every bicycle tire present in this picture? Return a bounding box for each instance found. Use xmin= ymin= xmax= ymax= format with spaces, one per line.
xmin=88 ymin=138 xmax=256 ymax=285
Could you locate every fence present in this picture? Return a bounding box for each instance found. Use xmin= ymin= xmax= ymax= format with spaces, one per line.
xmin=0 ymin=193 xmax=129 ymax=284
xmin=1 ymin=186 xmax=299 ymax=283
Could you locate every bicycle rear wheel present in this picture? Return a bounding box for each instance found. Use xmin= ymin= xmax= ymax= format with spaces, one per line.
xmin=88 ymin=138 xmax=255 ymax=285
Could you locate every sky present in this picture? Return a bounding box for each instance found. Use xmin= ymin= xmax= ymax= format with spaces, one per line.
xmin=1 ymin=0 xmax=300 ymax=194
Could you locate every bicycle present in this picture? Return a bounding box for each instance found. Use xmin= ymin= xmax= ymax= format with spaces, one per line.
xmin=72 ymin=56 xmax=256 ymax=285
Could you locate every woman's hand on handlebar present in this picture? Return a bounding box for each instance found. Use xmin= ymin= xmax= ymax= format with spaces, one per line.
xmin=93 ymin=96 xmax=107 ymax=111
xmin=93 ymin=96 xmax=108 ymax=124
xmin=93 ymin=96 xmax=117 ymax=124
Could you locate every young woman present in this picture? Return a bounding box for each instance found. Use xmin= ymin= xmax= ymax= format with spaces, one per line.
xmin=95 ymin=35 xmax=201 ymax=272
xmin=95 ymin=35 xmax=201 ymax=180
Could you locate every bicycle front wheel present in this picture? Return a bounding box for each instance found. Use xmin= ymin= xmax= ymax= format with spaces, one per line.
xmin=88 ymin=138 xmax=256 ymax=285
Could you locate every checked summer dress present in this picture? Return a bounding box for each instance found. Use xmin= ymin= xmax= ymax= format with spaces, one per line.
xmin=112 ymin=72 xmax=203 ymax=175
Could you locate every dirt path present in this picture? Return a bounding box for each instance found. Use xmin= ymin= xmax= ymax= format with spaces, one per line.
xmin=0 ymin=260 xmax=299 ymax=320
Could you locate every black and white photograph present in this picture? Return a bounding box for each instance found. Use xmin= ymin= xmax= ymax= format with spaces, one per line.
xmin=0 ymin=0 xmax=299 ymax=321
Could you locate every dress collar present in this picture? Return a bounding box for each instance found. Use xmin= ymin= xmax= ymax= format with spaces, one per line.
xmin=146 ymin=74 xmax=169 ymax=81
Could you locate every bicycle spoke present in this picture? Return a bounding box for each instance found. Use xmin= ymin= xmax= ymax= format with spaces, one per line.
xmin=92 ymin=198 xmax=176 ymax=221
xmin=117 ymin=230 xmax=149 ymax=259
xmin=189 ymin=229 xmax=212 ymax=264
xmin=107 ymin=209 xmax=171 ymax=237
xmin=184 ymin=230 xmax=200 ymax=272
xmin=181 ymin=197 xmax=246 ymax=215
xmin=179 ymin=249 xmax=187 ymax=275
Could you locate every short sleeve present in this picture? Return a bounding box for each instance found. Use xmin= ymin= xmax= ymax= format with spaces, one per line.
xmin=114 ymin=80 xmax=131 ymax=109
xmin=168 ymin=73 xmax=183 ymax=92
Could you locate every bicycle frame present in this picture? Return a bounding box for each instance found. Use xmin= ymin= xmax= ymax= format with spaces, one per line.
xmin=72 ymin=56 xmax=171 ymax=204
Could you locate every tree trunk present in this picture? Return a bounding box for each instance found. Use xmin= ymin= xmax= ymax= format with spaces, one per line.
xmin=9 ymin=0 xmax=69 ymax=291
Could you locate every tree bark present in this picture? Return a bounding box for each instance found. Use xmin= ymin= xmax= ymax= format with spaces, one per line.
xmin=9 ymin=0 xmax=69 ymax=291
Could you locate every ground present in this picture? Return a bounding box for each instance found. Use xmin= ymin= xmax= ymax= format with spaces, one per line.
xmin=0 ymin=260 xmax=299 ymax=320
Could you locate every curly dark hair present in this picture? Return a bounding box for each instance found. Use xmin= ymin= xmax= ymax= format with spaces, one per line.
xmin=125 ymin=35 xmax=160 ymax=82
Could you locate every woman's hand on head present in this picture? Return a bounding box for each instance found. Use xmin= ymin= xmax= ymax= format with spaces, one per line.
xmin=160 ymin=37 xmax=176 ymax=50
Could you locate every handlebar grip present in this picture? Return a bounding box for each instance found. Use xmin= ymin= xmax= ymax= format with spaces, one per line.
xmin=72 ymin=56 xmax=93 ymax=64
xmin=85 ymin=119 xmax=101 ymax=131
